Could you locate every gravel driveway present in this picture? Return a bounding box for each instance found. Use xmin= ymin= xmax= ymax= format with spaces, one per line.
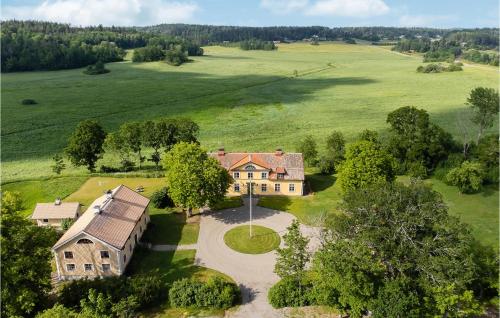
xmin=195 ymin=197 xmax=321 ymax=318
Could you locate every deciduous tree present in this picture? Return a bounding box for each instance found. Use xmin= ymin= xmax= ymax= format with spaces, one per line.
xmin=1 ymin=192 xmax=58 ymax=317
xmin=467 ymin=87 xmax=499 ymax=143
xmin=337 ymin=140 xmax=396 ymax=192
xmin=163 ymin=142 xmax=231 ymax=217
xmin=446 ymin=161 xmax=484 ymax=193
xmin=297 ymin=135 xmax=318 ymax=167
xmin=65 ymin=120 xmax=106 ymax=172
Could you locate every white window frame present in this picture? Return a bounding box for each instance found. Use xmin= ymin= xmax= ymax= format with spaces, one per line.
xmin=66 ymin=264 xmax=75 ymax=271
xmin=289 ymin=184 xmax=295 ymax=192
xmin=247 ymin=172 xmax=253 ymax=179
xmin=234 ymin=183 xmax=240 ymax=192
xmin=64 ymin=251 xmax=74 ymax=259
xmin=84 ymin=264 xmax=93 ymax=271
xmin=102 ymin=264 xmax=111 ymax=272
xmin=100 ymin=250 xmax=110 ymax=259
xmin=261 ymin=172 xmax=267 ymax=179
xmin=261 ymin=184 xmax=267 ymax=192
xmin=233 ymin=172 xmax=240 ymax=179
xmin=275 ymin=184 xmax=281 ymax=192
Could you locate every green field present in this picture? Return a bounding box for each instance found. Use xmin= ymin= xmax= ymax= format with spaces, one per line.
xmin=2 ymin=42 xmax=498 ymax=182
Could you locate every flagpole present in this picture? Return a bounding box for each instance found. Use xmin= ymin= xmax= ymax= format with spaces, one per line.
xmin=249 ymin=175 xmax=253 ymax=238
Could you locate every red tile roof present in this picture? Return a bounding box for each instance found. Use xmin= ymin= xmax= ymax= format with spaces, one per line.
xmin=209 ymin=151 xmax=304 ymax=181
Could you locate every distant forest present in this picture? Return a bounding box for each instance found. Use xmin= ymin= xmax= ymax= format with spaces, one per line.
xmin=2 ymin=20 xmax=499 ymax=72
xmin=0 ymin=20 xmax=203 ymax=72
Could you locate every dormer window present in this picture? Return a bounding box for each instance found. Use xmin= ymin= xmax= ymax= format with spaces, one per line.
xmin=277 ymin=173 xmax=285 ymax=179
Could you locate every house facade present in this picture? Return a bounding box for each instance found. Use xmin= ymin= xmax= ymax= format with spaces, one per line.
xmin=31 ymin=200 xmax=80 ymax=229
xmin=52 ymin=185 xmax=150 ymax=280
xmin=209 ymin=149 xmax=305 ymax=196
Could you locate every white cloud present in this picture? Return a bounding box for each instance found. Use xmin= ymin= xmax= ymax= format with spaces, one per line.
xmin=1 ymin=0 xmax=199 ymax=26
xmin=306 ymin=0 xmax=389 ymax=17
xmin=398 ymin=14 xmax=457 ymax=27
xmin=260 ymin=0 xmax=309 ymax=14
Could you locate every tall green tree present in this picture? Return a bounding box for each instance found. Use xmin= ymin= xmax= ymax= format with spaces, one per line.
xmin=337 ymin=140 xmax=396 ymax=192
xmin=163 ymin=142 xmax=232 ymax=217
xmin=297 ymin=135 xmax=318 ymax=167
xmin=387 ymin=106 xmax=454 ymax=172
xmin=104 ymin=131 xmax=131 ymax=167
xmin=1 ymin=192 xmax=58 ymax=317
xmin=65 ymin=120 xmax=106 ymax=172
xmin=51 ymin=154 xmax=66 ymax=175
xmin=323 ymin=130 xmax=345 ymax=173
xmin=142 ymin=120 xmax=163 ymax=168
xmin=313 ymin=182 xmax=496 ymax=318
xmin=119 ymin=122 xmax=144 ymax=168
xmin=274 ymin=219 xmax=310 ymax=281
xmin=467 ymin=87 xmax=499 ymax=143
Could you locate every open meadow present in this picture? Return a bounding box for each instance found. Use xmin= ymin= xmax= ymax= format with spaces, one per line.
xmin=2 ymin=42 xmax=498 ymax=182
xmin=2 ymin=42 xmax=498 ymax=249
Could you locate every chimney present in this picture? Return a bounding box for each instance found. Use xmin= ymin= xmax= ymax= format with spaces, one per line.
xmin=105 ymin=189 xmax=113 ymax=200
xmin=275 ymin=148 xmax=284 ymax=156
xmin=217 ymin=147 xmax=225 ymax=156
xmin=93 ymin=205 xmax=101 ymax=214
xmin=55 ymin=198 xmax=62 ymax=205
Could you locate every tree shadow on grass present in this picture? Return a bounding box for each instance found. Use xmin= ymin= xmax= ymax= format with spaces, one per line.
xmin=481 ymin=183 xmax=499 ymax=198
xmin=306 ymin=173 xmax=336 ymax=193
xmin=141 ymin=212 xmax=185 ymax=245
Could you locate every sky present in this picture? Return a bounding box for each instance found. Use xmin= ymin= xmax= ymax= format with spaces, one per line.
xmin=1 ymin=0 xmax=498 ymax=28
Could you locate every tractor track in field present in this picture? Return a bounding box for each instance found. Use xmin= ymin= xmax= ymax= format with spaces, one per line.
xmin=2 ymin=65 xmax=334 ymax=138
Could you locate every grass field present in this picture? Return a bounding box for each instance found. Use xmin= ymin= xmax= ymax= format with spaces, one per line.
xmin=1 ymin=176 xmax=88 ymax=217
xmin=2 ymin=42 xmax=498 ymax=182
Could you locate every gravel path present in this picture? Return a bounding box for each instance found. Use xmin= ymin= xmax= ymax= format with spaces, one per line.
xmin=150 ymin=244 xmax=198 ymax=251
xmin=195 ymin=198 xmax=321 ymax=318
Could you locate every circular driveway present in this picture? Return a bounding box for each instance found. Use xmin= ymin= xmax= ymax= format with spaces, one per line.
xmin=195 ymin=197 xmax=320 ymax=318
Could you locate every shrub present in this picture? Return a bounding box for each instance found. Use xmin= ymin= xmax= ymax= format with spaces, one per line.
xmin=446 ymin=161 xmax=485 ymax=193
xmin=100 ymin=165 xmax=120 ymax=173
xmin=83 ymin=61 xmax=110 ymax=75
xmin=58 ymin=277 xmax=128 ymax=309
xmin=407 ymin=161 xmax=428 ymax=179
xmin=317 ymin=156 xmax=336 ymax=175
xmin=168 ymin=278 xmax=203 ymax=308
xmin=268 ymin=277 xmax=312 ymax=308
xmin=150 ymin=187 xmax=175 ymax=209
xmin=61 ymin=218 xmax=74 ymax=231
xmin=120 ymin=159 xmax=135 ymax=172
xmin=196 ymin=277 xmax=239 ymax=309
xmin=169 ymin=277 xmax=238 ymax=309
xmin=129 ymin=272 xmax=167 ymax=309
xmin=444 ymin=63 xmax=463 ymax=72
xmin=165 ymin=47 xmax=188 ymax=66
xmin=21 ymin=98 xmax=37 ymax=105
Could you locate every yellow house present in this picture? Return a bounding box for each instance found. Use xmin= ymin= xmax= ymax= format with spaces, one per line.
xmin=52 ymin=185 xmax=150 ymax=280
xmin=209 ymin=149 xmax=305 ymax=196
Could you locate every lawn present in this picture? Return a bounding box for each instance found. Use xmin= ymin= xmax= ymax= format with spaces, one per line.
xmin=224 ymin=225 xmax=281 ymax=254
xmin=64 ymin=176 xmax=166 ymax=206
xmin=1 ymin=176 xmax=89 ymax=217
xmin=258 ymin=171 xmax=342 ymax=225
xmin=2 ymin=42 xmax=498 ymax=182
xmin=142 ymin=208 xmax=199 ymax=245
xmin=426 ymin=178 xmax=499 ymax=248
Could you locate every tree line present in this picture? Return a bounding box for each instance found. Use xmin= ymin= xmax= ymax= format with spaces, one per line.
xmin=141 ymin=24 xmax=457 ymax=44
xmin=1 ymin=20 xmax=203 ymax=72
xmin=392 ymin=29 xmax=499 ymax=65
xmin=59 ymin=117 xmax=199 ymax=174
xmin=239 ymin=39 xmax=276 ymax=51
